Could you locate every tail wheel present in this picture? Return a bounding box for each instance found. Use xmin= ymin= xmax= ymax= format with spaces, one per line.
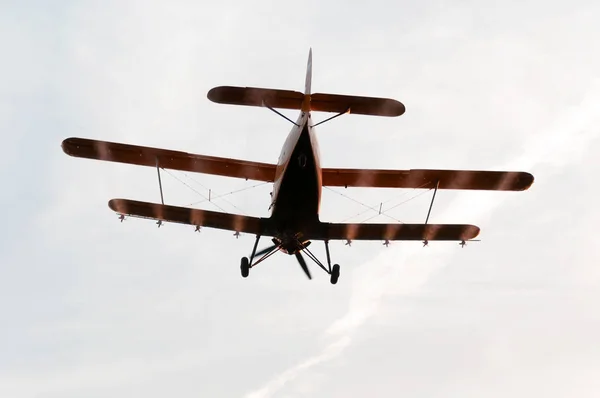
xmin=330 ymin=264 xmax=340 ymax=284
xmin=241 ymin=257 xmax=250 ymax=278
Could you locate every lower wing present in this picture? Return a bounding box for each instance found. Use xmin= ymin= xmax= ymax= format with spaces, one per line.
xmin=322 ymin=168 xmax=534 ymax=191
xmin=108 ymin=199 xmax=478 ymax=242
xmin=317 ymin=222 xmax=479 ymax=242
xmin=109 ymin=199 xmax=270 ymax=235
xmin=62 ymin=137 xmax=277 ymax=182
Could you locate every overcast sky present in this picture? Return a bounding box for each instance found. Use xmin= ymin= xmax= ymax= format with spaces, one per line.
xmin=2 ymin=0 xmax=600 ymax=397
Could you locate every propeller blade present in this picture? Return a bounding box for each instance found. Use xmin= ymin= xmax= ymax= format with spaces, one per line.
xmin=254 ymin=244 xmax=278 ymax=258
xmin=295 ymin=251 xmax=312 ymax=280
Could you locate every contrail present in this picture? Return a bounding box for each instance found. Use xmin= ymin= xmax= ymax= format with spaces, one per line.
xmin=244 ymin=80 xmax=600 ymax=398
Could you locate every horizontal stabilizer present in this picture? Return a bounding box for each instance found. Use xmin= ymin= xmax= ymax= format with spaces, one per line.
xmin=109 ymin=199 xmax=268 ymax=235
xmin=319 ymin=222 xmax=480 ymax=241
xmin=61 ymin=138 xmax=277 ymax=182
xmin=322 ymin=168 xmax=534 ymax=191
xmin=310 ymin=93 xmax=405 ymax=116
xmin=208 ymin=86 xmax=305 ymax=110
xmin=207 ymin=86 xmax=405 ymax=116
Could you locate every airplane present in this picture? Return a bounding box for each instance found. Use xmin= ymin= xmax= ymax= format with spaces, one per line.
xmin=61 ymin=49 xmax=534 ymax=284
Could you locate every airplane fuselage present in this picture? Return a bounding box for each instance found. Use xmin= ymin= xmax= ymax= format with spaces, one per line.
xmin=269 ymin=110 xmax=322 ymax=249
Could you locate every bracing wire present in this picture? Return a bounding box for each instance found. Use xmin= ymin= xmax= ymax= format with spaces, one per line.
xmin=357 ymin=189 xmax=432 ymax=223
xmin=177 ymin=171 xmax=253 ymax=215
xmin=162 ymin=165 xmax=436 ymax=224
xmin=323 ymin=186 xmax=403 ymax=223
xmin=326 ymin=181 xmax=434 ymax=224
xmin=338 ymin=182 xmax=431 ymax=222
xmin=186 ymin=182 xmax=270 ymax=206
xmin=161 ymin=169 xmax=269 ymax=216
xmin=161 ymin=169 xmax=229 ymax=213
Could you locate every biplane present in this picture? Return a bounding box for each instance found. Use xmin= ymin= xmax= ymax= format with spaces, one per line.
xmin=61 ymin=49 xmax=534 ymax=284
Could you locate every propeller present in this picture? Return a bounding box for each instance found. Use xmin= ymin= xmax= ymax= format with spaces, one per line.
xmin=251 ymin=244 xmax=311 ymax=280
xmin=253 ymin=244 xmax=278 ymax=258
xmin=295 ymin=251 xmax=312 ymax=279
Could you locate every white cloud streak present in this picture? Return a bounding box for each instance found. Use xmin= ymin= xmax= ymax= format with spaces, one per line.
xmin=244 ymin=79 xmax=600 ymax=398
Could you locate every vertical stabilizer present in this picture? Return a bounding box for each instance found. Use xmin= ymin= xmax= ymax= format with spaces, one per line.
xmin=304 ymin=48 xmax=312 ymax=95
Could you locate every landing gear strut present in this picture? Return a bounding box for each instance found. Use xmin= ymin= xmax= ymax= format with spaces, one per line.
xmin=325 ymin=240 xmax=340 ymax=285
xmin=240 ymin=234 xmax=264 ymax=278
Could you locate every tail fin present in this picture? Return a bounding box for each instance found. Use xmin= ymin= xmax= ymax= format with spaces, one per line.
xmin=304 ymin=48 xmax=312 ymax=95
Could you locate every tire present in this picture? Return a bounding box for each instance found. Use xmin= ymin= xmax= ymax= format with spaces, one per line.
xmin=241 ymin=257 xmax=250 ymax=278
xmin=330 ymin=264 xmax=340 ymax=284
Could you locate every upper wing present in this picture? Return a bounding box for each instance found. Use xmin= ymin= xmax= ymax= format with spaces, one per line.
xmin=316 ymin=222 xmax=479 ymax=242
xmin=62 ymin=139 xmax=533 ymax=191
xmin=321 ymin=168 xmax=534 ymax=191
xmin=109 ymin=198 xmax=271 ymax=235
xmin=62 ymin=137 xmax=277 ymax=182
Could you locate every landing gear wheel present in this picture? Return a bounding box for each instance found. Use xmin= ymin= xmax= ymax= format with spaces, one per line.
xmin=241 ymin=257 xmax=250 ymax=278
xmin=330 ymin=264 xmax=340 ymax=284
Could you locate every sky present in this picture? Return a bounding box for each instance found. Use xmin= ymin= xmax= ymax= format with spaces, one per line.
xmin=2 ymin=0 xmax=600 ymax=397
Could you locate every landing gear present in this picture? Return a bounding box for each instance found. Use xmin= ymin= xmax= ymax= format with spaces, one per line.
xmin=330 ymin=264 xmax=340 ymax=284
xmin=240 ymin=257 xmax=250 ymax=278
xmin=239 ymin=235 xmax=342 ymax=284
xmin=239 ymin=235 xmax=281 ymax=279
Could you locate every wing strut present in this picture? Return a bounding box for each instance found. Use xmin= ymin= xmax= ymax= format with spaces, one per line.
xmin=156 ymin=158 xmax=165 ymax=205
xmin=324 ymin=240 xmax=332 ymax=273
xmin=155 ymin=158 xmax=165 ymax=227
xmin=424 ymin=180 xmax=439 ymax=225
xmin=423 ymin=180 xmax=439 ymax=246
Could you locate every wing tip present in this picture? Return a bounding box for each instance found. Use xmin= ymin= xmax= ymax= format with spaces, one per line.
xmin=61 ymin=137 xmax=79 ymax=156
xmin=379 ymin=99 xmax=406 ymax=117
xmin=466 ymin=224 xmax=481 ymax=240
xmin=108 ymin=198 xmax=127 ymax=213
xmin=207 ymin=86 xmax=231 ymax=103
xmin=393 ymin=100 xmax=406 ymax=117
xmin=519 ymin=172 xmax=535 ymax=191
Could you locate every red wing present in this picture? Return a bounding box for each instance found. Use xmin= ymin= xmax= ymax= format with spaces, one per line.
xmin=109 ymin=199 xmax=478 ymax=242
xmin=321 ymin=168 xmax=534 ymax=191
xmin=62 ymin=138 xmax=277 ymax=182
xmin=109 ymin=199 xmax=268 ymax=235
xmin=317 ymin=222 xmax=480 ymax=241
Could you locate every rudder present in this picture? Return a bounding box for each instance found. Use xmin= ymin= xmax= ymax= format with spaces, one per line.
xmin=304 ymin=48 xmax=312 ymax=95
